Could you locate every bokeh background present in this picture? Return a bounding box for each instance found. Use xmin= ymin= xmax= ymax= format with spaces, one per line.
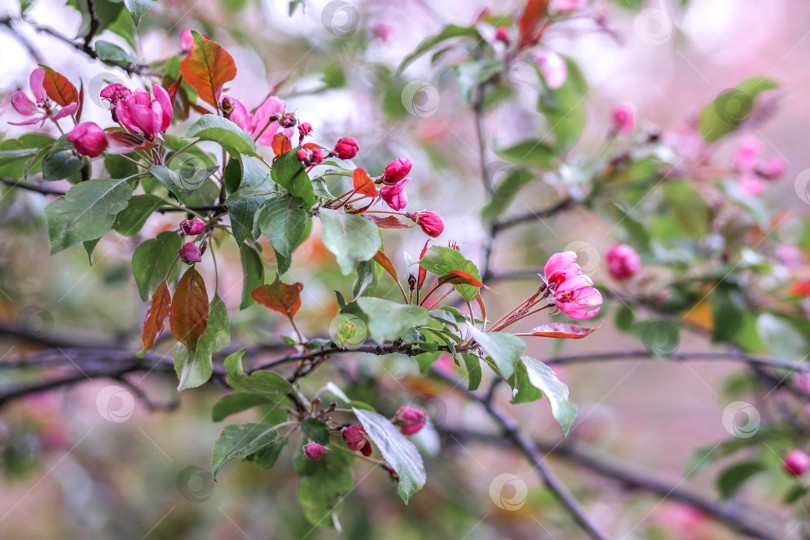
xmin=1 ymin=0 xmax=809 ymax=538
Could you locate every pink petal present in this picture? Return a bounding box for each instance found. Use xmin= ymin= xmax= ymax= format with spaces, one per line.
xmin=29 ymin=68 xmax=46 ymax=102
xmin=152 ymin=83 xmax=173 ymax=131
xmin=227 ymin=99 xmax=251 ymax=133
xmin=52 ymin=102 xmax=78 ymax=120
xmin=8 ymin=116 xmax=46 ymax=126
xmin=11 ymin=91 xmax=37 ymax=116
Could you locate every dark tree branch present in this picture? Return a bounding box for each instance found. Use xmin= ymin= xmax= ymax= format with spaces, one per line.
xmin=492 ymin=196 xmax=577 ymax=234
xmin=0 ymin=177 xmax=67 ymax=196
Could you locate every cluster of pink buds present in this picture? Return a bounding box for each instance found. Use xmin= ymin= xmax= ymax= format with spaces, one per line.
xmin=732 ymin=136 xmax=786 ymax=196
xmin=296 ymin=143 xmax=324 ymax=167
xmin=544 ymin=251 xmax=603 ymax=319
xmin=9 ymin=68 xmax=77 ymax=127
xmin=393 ymin=406 xmax=426 ymax=436
xmin=178 ymin=218 xmax=206 ymax=264
xmin=342 ymin=425 xmax=372 ymax=456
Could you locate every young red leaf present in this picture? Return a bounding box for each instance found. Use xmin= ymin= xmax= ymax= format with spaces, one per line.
xmin=142 ymin=281 xmax=171 ymax=352
xmin=417 ymin=240 xmax=430 ymax=291
xmin=168 ymin=75 xmax=184 ymax=103
xmin=170 ymin=267 xmax=209 ymax=349
xmin=252 ymin=276 xmax=304 ymax=320
xmin=39 ymin=65 xmax=79 ymax=107
xmin=437 ymin=270 xmax=484 ymax=288
xmin=105 ymin=130 xmax=158 ymax=154
xmin=517 ymin=0 xmax=549 ymax=47
xmin=364 ymin=215 xmax=412 ymax=229
xmin=352 ymin=168 xmax=378 ymax=197
xmin=271 ymin=133 xmax=292 ymax=156
xmin=179 ymin=31 xmax=237 ymax=109
xmin=75 ymin=81 xmax=84 ymax=122
xmin=372 ymin=251 xmax=398 ymax=281
xmin=789 ymin=279 xmax=810 ymax=297
xmin=518 ymin=323 xmax=597 ymax=339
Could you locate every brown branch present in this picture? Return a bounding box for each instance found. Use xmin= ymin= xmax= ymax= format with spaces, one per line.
xmin=492 ymin=196 xmax=577 ymax=234
xmin=0 ymin=177 xmax=66 ymax=196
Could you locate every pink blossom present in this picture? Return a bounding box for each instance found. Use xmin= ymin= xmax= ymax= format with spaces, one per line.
xmin=784 ymin=450 xmax=809 ymax=476
xmin=9 ymin=67 xmax=77 ymax=126
xmin=551 ymin=0 xmax=587 ymax=11
xmin=180 ymin=218 xmax=205 ymax=236
xmin=534 ymin=50 xmax=567 ymax=90
xmin=543 ymin=251 xmax=582 ymax=287
xmin=179 ymin=242 xmax=202 ymax=264
xmin=180 ymin=30 xmax=194 ymax=51
xmin=733 ymin=136 xmax=761 ymax=171
xmin=298 ymin=122 xmax=313 ymax=142
xmin=296 ymin=146 xmax=324 ymax=167
xmin=553 ymin=274 xmax=602 ymax=319
xmin=372 ymin=23 xmax=392 ymax=42
xmin=383 ymin=158 xmax=412 ymax=185
xmin=394 ymin=406 xmax=426 ymax=436
xmin=100 ymin=83 xmax=132 ymax=108
xmin=611 ymin=104 xmax=636 ymax=135
xmin=303 ymin=442 xmax=325 ymax=461
xmin=606 ymin=244 xmax=641 ymax=280
xmin=380 ymin=178 xmax=409 ymax=210
xmin=494 ymin=27 xmax=510 ymax=43
xmin=116 ymin=84 xmax=173 ymax=140
xmin=334 ymin=137 xmax=359 ymax=160
xmin=227 ymin=95 xmax=288 ymax=146
xmin=67 ymin=122 xmax=108 ymax=158
xmin=739 ymin=173 xmax=765 ymax=196
xmin=411 ymin=211 xmax=444 ymax=237
xmin=760 ymin=156 xmax=786 ymax=180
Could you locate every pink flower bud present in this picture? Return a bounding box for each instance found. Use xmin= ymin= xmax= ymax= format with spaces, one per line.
xmin=100 ymin=83 xmax=132 ymax=108
xmin=494 ymin=27 xmax=510 ymax=43
xmin=534 ymin=50 xmax=567 ymax=90
xmin=334 ymin=137 xmax=359 ymax=160
xmin=298 ymin=122 xmax=313 ymax=139
xmin=411 ymin=211 xmax=445 ymax=237
xmin=543 ymin=251 xmax=582 ymax=287
xmin=180 ymin=30 xmax=194 ymax=51
xmin=116 ymin=84 xmax=173 ymax=140
xmin=739 ymin=173 xmax=765 ymax=196
xmin=611 ymin=104 xmax=636 ymax=135
xmin=380 ymin=178 xmax=409 ymax=210
xmin=733 ymin=136 xmax=761 ymax=171
xmin=606 ymin=244 xmax=641 ymax=280
xmin=303 ymin=442 xmax=325 ymax=461
xmin=382 ymin=158 xmax=412 ymax=185
xmin=67 ymin=122 xmax=108 ymax=158
xmin=394 ymin=406 xmax=426 ymax=436
xmin=342 ymin=425 xmax=367 ymax=451
xmin=178 ymin=242 xmax=202 ymax=264
xmin=297 ymin=145 xmax=324 ymax=167
xmin=180 ymin=218 xmax=205 ymax=236
xmin=784 ymin=450 xmax=809 ymax=476
xmin=760 ymin=157 xmax=786 ymax=180
xmin=553 ymin=274 xmax=602 ymax=320
xmin=280 ymin=114 xmax=296 ymax=128
xmin=372 ymin=23 xmax=392 ymax=41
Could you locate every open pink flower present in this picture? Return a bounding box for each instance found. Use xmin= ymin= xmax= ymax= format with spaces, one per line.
xmin=606 ymin=244 xmax=641 ymax=280
xmin=227 ymin=95 xmax=289 ymax=146
xmin=543 ymin=251 xmax=582 ymax=287
xmin=9 ymin=67 xmax=77 ymax=126
xmin=380 ymin=178 xmax=409 ymax=210
xmin=553 ymin=274 xmax=602 ymax=319
xmin=115 ymin=84 xmax=172 ymax=140
xmin=67 ymin=122 xmax=108 ymax=158
xmin=534 ymin=50 xmax=567 ymax=90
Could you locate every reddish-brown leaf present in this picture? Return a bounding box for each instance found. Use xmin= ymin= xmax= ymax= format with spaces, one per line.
xmin=142 ymin=281 xmax=171 ymax=352
xmin=417 ymin=240 xmax=430 ymax=291
xmin=364 ymin=215 xmax=411 ymax=229
xmin=352 ymin=168 xmax=379 ymax=197
xmin=517 ymin=0 xmax=549 ymax=47
xmin=104 ymin=130 xmax=158 ymax=154
xmin=271 ymin=133 xmax=292 ymax=156
xmin=372 ymin=251 xmax=398 ymax=282
xmin=437 ymin=270 xmax=484 ymax=288
xmin=519 ymin=323 xmax=597 ymax=339
xmin=252 ymin=276 xmax=303 ymax=320
xmin=170 ymin=267 xmax=209 ymax=349
xmin=168 ymin=75 xmax=183 ymax=103
xmin=179 ymin=31 xmax=237 ymax=109
xmin=40 ymin=65 xmax=78 ymax=107
xmin=75 ymin=81 xmax=84 ymax=122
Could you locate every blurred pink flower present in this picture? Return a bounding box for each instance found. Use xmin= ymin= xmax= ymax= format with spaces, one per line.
xmin=606 ymin=244 xmax=641 ymax=280
xmin=394 ymin=406 xmax=427 ymax=436
xmin=739 ymin=173 xmax=765 ymax=196
xmin=784 ymin=449 xmax=809 ymax=476
xmin=776 ymin=243 xmax=802 ymax=267
xmin=551 ymin=0 xmax=586 ymax=11
xmin=611 ymin=104 xmax=636 ymax=135
xmin=733 ymin=136 xmax=761 ymax=171
xmin=534 ymin=50 xmax=567 ymax=89
xmin=760 ymin=156 xmax=786 ymax=179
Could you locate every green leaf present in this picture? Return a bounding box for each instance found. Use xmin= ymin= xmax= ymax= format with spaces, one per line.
xmin=173 ymin=342 xmax=213 ymax=391
xmin=480 ymin=168 xmax=535 ymax=224
xmin=399 ymin=24 xmax=482 ymax=72
xmin=149 ymin=164 xmax=218 ymax=203
xmin=716 ymin=460 xmax=765 ymax=500
xmin=254 ymin=196 xmax=308 ymax=273
xmin=461 ymin=352 xmax=482 ymax=391
xmin=186 ymin=115 xmax=257 ymax=156
xmin=113 ymin=194 xmax=163 ymax=235
xmin=518 ymin=356 xmax=577 ymax=435
xmin=456 ymin=60 xmax=504 ymax=102
xmin=212 ymin=392 xmax=275 ymax=421
xmin=755 ymin=313 xmax=806 ymax=362
xmin=353 ymin=408 xmax=426 ymax=503
xmin=418 ymin=246 xmax=482 ymax=301
xmin=711 ymin=284 xmax=746 ymax=343
xmin=42 ymin=146 xmax=84 ymax=181
xmin=46 ymin=178 xmax=133 ymax=254
xmin=699 ymin=76 xmax=779 ymax=142
xmin=95 ymin=40 xmax=138 ymax=67
xmin=239 ymin=243 xmax=264 ymax=309
xmin=320 ymin=208 xmax=382 ymax=275
xmin=254 ymin=438 xmax=288 ymax=469
xmin=224 ymin=349 xmax=295 ymax=395
xmin=663 ymin=181 xmax=709 ymax=237
xmin=271 ymin=149 xmax=316 ymax=209
xmin=197 ymin=295 xmax=230 ymax=354
xmin=297 ymin=449 xmax=353 ymax=527
xmin=131 ymin=231 xmax=182 ymax=301
xmin=356 ymin=297 xmax=430 ymax=344
xmin=211 ymin=423 xmax=279 ymax=479
xmin=301 ymin=418 xmax=330 ymax=445
xmin=536 ymin=57 xmax=587 ymax=153
xmin=494 ymin=140 xmax=557 ymax=169
xmin=123 ymin=0 xmax=154 ymax=24
xmin=466 ymin=325 xmax=525 ymax=380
